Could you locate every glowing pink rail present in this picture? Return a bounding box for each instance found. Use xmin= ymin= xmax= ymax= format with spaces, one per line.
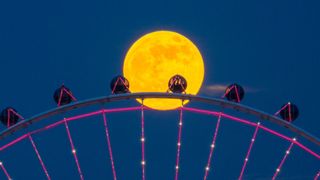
xmin=0 ymin=106 xmax=318 ymax=179
xmin=28 ymin=134 xmax=50 ymax=180
xmin=141 ymin=106 xmax=146 ymax=180
xmin=181 ymin=107 xmax=320 ymax=159
xmin=0 ymin=134 xmax=28 ymax=152
xmin=239 ymin=122 xmax=260 ymax=179
xmin=64 ymin=119 xmax=84 ymax=180
xmin=175 ymin=108 xmax=184 ymax=180
xmin=0 ymin=106 xmax=318 ymax=159
xmin=102 ymin=111 xmax=117 ymax=180
xmin=203 ymin=113 xmax=222 ymax=180
xmin=272 ymin=140 xmax=295 ymax=179
xmin=274 ymin=103 xmax=289 ymax=116
xmin=6 ymin=110 xmax=9 ymax=128
xmin=0 ymin=162 xmax=11 ymax=180
xmin=57 ymin=87 xmax=64 ymax=107
xmin=274 ymin=103 xmax=293 ymax=122
xmin=0 ymin=107 xmax=141 ymax=152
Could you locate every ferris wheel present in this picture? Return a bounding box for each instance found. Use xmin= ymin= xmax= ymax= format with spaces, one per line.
xmin=0 ymin=76 xmax=319 ymax=180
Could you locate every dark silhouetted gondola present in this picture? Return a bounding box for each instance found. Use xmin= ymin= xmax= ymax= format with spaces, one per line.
xmin=0 ymin=107 xmax=23 ymax=127
xmin=168 ymin=75 xmax=187 ymax=93
xmin=277 ymin=102 xmax=299 ymax=122
xmin=224 ymin=83 xmax=244 ymax=103
xmin=110 ymin=75 xmax=130 ymax=94
xmin=53 ymin=85 xmax=77 ymax=106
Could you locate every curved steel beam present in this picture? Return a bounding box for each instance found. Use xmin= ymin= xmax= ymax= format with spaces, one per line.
xmin=0 ymin=93 xmax=319 ymax=147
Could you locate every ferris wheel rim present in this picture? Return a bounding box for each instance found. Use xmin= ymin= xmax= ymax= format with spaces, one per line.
xmin=0 ymin=92 xmax=319 ymax=147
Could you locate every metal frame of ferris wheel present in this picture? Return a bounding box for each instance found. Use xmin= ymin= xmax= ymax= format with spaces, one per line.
xmin=1 ymin=92 xmax=319 ymax=146
xmin=0 ymin=92 xmax=319 ymax=180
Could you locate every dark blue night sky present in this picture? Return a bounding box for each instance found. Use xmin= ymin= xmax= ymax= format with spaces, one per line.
xmin=0 ymin=0 xmax=319 ymax=179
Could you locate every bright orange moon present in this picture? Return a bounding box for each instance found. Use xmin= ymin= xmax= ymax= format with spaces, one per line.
xmin=123 ymin=31 xmax=204 ymax=110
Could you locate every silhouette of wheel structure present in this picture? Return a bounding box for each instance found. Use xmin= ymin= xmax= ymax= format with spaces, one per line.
xmin=0 ymin=92 xmax=319 ymax=179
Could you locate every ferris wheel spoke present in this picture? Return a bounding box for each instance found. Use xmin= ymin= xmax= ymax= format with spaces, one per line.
xmin=238 ymin=122 xmax=260 ymax=180
xmin=140 ymin=104 xmax=146 ymax=180
xmin=28 ymin=134 xmax=51 ymax=180
xmin=64 ymin=119 xmax=84 ymax=180
xmin=272 ymin=138 xmax=296 ymax=180
xmin=203 ymin=112 xmax=222 ymax=180
xmin=102 ymin=111 xmax=117 ymax=180
xmin=174 ymin=107 xmax=184 ymax=180
xmin=0 ymin=161 xmax=11 ymax=180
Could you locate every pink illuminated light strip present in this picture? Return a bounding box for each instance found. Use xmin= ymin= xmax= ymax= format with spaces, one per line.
xmin=0 ymin=134 xmax=28 ymax=151
xmin=102 ymin=111 xmax=117 ymax=180
xmin=175 ymin=108 xmax=183 ymax=180
xmin=258 ymin=126 xmax=320 ymax=159
xmin=64 ymin=119 xmax=84 ymax=180
xmin=272 ymin=140 xmax=295 ymax=180
xmin=63 ymin=88 xmax=77 ymax=101
xmin=288 ymin=103 xmax=292 ymax=122
xmin=6 ymin=110 xmax=10 ymax=128
xmin=57 ymin=88 xmax=64 ymax=107
xmin=222 ymin=85 xmax=234 ymax=98
xmin=0 ymin=107 xmax=142 ymax=152
xmin=238 ymin=122 xmax=260 ymax=179
xmin=0 ymin=105 xmax=316 ymax=179
xmin=0 ymin=106 xmax=318 ymax=162
xmin=38 ymin=107 xmax=142 ymax=133
xmin=141 ymin=105 xmax=146 ymax=180
xmin=181 ymin=107 xmax=320 ymax=159
xmin=111 ymin=78 xmax=120 ymax=94
xmin=182 ymin=107 xmax=255 ymax=126
xmin=274 ymin=103 xmax=289 ymax=116
xmin=203 ymin=113 xmax=222 ymax=180
xmin=31 ymin=109 xmax=103 ymax=135
xmin=28 ymin=134 xmax=51 ymax=180
xmin=235 ymin=85 xmax=240 ymax=103
xmin=0 ymin=162 xmax=11 ymax=180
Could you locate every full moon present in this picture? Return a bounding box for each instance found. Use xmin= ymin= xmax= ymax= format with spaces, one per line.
xmin=123 ymin=31 xmax=204 ymax=110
